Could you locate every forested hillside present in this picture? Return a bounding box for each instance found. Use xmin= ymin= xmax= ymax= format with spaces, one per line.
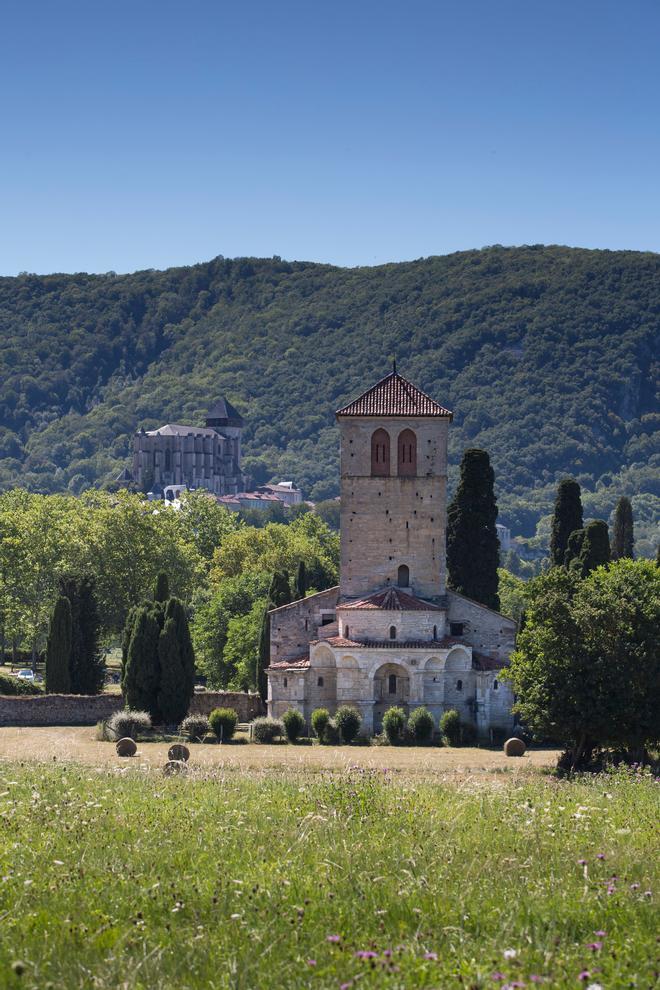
xmin=0 ymin=246 xmax=657 ymax=549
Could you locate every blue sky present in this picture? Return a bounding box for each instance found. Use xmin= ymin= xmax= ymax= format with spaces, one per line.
xmin=1 ymin=0 xmax=659 ymax=274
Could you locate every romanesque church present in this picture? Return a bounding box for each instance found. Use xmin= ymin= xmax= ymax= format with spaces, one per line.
xmin=267 ymin=370 xmax=516 ymax=736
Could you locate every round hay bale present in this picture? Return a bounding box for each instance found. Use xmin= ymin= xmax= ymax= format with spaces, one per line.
xmin=116 ymin=737 xmax=137 ymax=758
xmin=504 ymin=737 xmax=526 ymax=757
xmin=202 ymin=733 xmax=217 ymax=744
xmin=164 ymin=760 xmax=188 ymax=776
xmin=168 ymin=743 xmax=190 ymax=763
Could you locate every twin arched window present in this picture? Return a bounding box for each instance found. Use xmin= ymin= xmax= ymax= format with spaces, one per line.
xmin=370 ymin=429 xmax=417 ymax=477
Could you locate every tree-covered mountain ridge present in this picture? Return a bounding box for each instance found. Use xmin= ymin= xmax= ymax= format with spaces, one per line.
xmin=0 ymin=245 xmax=657 ymax=551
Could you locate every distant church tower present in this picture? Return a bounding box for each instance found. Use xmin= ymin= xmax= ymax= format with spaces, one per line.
xmin=336 ymin=367 xmax=453 ymax=602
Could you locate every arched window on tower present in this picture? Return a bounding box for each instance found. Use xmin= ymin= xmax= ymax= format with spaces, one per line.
xmin=397 ymin=429 xmax=417 ymax=476
xmin=388 ymin=673 xmax=397 ymax=694
xmin=397 ymin=564 xmax=409 ymax=587
xmin=371 ymin=429 xmax=390 ymax=476
xmin=389 ymin=625 xmax=397 ymax=640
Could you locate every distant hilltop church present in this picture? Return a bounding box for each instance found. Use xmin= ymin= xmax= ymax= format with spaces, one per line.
xmin=267 ymin=369 xmax=517 ymax=736
xmin=119 ymin=398 xmax=246 ymax=497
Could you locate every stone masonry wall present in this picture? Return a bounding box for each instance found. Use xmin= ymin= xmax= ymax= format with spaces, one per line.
xmin=339 ymin=417 xmax=449 ymax=600
xmin=0 ymin=691 xmax=264 ymax=727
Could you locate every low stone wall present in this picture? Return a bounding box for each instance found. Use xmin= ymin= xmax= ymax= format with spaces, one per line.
xmin=188 ymin=692 xmax=264 ymax=722
xmin=0 ymin=691 xmax=264 ymax=727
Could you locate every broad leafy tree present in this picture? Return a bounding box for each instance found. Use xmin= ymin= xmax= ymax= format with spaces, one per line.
xmin=508 ymin=559 xmax=660 ymax=767
xmin=447 ymin=448 xmax=500 ymax=611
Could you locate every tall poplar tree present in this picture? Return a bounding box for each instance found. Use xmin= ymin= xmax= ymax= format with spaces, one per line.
xmin=446 ymin=448 xmax=500 ymax=611
xmin=550 ymin=479 xmax=583 ymax=567
xmin=612 ymin=496 xmax=634 ymax=560
xmin=46 ymin=596 xmax=72 ymax=693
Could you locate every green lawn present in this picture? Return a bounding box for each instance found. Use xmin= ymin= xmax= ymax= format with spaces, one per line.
xmin=0 ymin=764 xmax=656 ymax=989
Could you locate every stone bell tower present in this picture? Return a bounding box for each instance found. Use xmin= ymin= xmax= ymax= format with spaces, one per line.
xmin=335 ymin=368 xmax=453 ymax=602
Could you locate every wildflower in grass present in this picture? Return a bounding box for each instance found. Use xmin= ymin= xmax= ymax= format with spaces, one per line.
xmin=423 ymin=951 xmax=438 ymax=961
xmin=586 ymin=941 xmax=603 ymax=951
xmin=606 ymin=885 xmax=615 ymax=895
xmin=593 ymin=930 xmax=606 ymax=937
xmin=491 ymin=973 xmax=506 ymax=981
xmin=643 ymin=890 xmax=652 ymax=897
xmin=340 ymin=983 xmax=353 ymax=990
xmin=327 ymin=934 xmax=341 ymax=943
xmin=578 ymin=858 xmax=587 ymax=865
xmin=355 ymin=951 xmax=377 ymax=960
xmin=630 ymin=882 xmax=640 ymax=890
xmin=503 ymin=948 xmax=517 ymax=959
xmin=307 ymin=959 xmax=316 ymax=967
xmin=596 ymin=853 xmax=605 ymax=860
xmin=530 ymin=977 xmax=544 ymax=983
xmin=586 ymin=984 xmax=603 ymax=990
xmin=578 ymin=972 xmax=591 ymax=982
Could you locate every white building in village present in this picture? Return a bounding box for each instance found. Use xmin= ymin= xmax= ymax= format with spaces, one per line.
xmin=267 ymin=369 xmax=517 ymax=737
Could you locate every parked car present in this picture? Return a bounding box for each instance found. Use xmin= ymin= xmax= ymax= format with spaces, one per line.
xmin=16 ymin=669 xmax=35 ymax=680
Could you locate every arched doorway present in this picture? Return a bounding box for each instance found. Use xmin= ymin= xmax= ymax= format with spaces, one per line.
xmin=373 ymin=662 xmax=410 ymax=733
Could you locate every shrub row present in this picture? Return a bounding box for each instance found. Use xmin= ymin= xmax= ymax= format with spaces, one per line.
xmin=380 ymin=706 xmax=476 ymax=746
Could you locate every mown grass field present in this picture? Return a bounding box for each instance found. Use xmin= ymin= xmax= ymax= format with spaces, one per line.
xmin=0 ymin=762 xmax=657 ymax=990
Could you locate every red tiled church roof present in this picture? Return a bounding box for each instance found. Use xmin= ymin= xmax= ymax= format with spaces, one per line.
xmin=268 ymin=653 xmax=310 ymax=670
xmin=336 ymin=371 xmax=452 ymax=419
xmin=313 ymin=636 xmax=471 ymax=650
xmin=338 ymin=588 xmax=444 ymax=612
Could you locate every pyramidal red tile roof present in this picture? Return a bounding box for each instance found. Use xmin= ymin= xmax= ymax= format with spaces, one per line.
xmin=336 ymin=371 xmax=452 ymax=419
xmin=338 ymin=588 xmax=444 ymax=612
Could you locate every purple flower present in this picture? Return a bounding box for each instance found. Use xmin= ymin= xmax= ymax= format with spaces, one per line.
xmin=586 ymin=941 xmax=603 ymax=951
xmin=596 ymin=853 xmax=606 ymax=860
xmin=630 ymin=882 xmax=640 ymax=890
xmin=340 ymin=983 xmax=353 ymax=990
xmin=578 ymin=972 xmax=591 ymax=982
xmin=355 ymin=950 xmax=378 ymax=960
xmin=423 ymin=951 xmax=438 ymax=961
xmin=491 ymin=974 xmax=506 ymax=982
xmin=593 ymin=930 xmax=606 ymax=937
xmin=326 ymin=934 xmax=341 ymax=943
xmin=578 ymin=858 xmax=587 ymax=866
xmin=383 ymin=949 xmax=392 ymax=957
xmin=530 ymin=977 xmax=544 ymax=983
xmin=307 ymin=959 xmax=316 ymax=967
xmin=644 ymin=890 xmax=652 ymax=897
xmin=606 ymin=886 xmax=615 ymax=895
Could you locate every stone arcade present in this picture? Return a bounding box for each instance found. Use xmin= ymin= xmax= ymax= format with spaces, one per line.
xmin=267 ymin=369 xmax=516 ymax=736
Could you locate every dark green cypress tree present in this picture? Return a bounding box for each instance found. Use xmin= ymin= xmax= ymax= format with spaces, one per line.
xmin=576 ymin=520 xmax=611 ymax=577
xmin=446 ymin=449 xmax=500 ymax=611
xmin=550 ymin=479 xmax=583 ymax=567
xmin=270 ymin=570 xmax=292 ymax=608
xmin=60 ymin=576 xmax=103 ymax=695
xmin=46 ymin=597 xmax=72 ymax=693
xmin=121 ymin=604 xmax=140 ymax=682
xmin=611 ymin=496 xmax=634 ymax=560
xmin=295 ymin=561 xmax=308 ymax=600
xmin=154 ymin=572 xmax=170 ymax=603
xmin=255 ymin=608 xmax=270 ymax=702
xmin=122 ymin=606 xmax=162 ymax=719
xmin=564 ymin=529 xmax=585 ymax=569
xmin=157 ymin=598 xmax=195 ymax=724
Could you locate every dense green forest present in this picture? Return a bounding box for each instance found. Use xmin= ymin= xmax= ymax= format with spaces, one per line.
xmin=0 ymin=246 xmax=657 ymax=551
